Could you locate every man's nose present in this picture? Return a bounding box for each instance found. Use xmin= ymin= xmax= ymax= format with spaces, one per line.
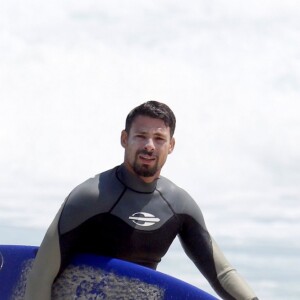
xmin=144 ymin=138 xmax=155 ymax=152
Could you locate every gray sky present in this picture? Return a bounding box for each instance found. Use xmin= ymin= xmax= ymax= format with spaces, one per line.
xmin=1 ymin=0 xmax=299 ymax=242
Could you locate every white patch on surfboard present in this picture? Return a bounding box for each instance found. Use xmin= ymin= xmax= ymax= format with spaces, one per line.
xmin=12 ymin=259 xmax=165 ymax=299
xmin=0 ymin=251 xmax=3 ymax=270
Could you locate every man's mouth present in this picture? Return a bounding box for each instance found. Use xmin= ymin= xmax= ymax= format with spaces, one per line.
xmin=139 ymin=154 xmax=156 ymax=161
xmin=138 ymin=152 xmax=156 ymax=164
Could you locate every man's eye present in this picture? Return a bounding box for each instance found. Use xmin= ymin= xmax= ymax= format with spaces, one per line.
xmin=156 ymin=137 xmax=165 ymax=141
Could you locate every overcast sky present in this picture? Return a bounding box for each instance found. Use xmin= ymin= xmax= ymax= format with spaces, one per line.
xmin=1 ymin=0 xmax=299 ymax=241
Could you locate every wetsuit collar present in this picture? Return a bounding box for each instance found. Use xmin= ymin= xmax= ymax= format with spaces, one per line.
xmin=117 ymin=164 xmax=158 ymax=193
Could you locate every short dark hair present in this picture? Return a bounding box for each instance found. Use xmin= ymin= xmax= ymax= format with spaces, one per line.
xmin=125 ymin=101 xmax=176 ymax=137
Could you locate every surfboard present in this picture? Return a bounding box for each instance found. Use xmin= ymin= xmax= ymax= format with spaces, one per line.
xmin=0 ymin=245 xmax=218 ymax=299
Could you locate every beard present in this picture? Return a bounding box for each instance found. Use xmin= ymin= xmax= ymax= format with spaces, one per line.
xmin=132 ymin=151 xmax=159 ymax=177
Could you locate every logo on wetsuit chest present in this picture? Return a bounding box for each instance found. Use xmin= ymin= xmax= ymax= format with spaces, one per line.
xmin=129 ymin=212 xmax=160 ymax=227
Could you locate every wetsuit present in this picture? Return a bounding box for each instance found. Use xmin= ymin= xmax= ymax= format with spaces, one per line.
xmin=25 ymin=164 xmax=258 ymax=300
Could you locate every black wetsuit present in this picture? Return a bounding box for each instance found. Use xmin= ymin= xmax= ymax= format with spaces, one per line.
xmin=25 ymin=164 xmax=258 ymax=300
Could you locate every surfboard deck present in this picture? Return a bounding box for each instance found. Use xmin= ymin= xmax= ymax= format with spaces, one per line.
xmin=0 ymin=245 xmax=218 ymax=299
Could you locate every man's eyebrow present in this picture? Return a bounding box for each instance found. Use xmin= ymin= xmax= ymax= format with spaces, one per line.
xmin=154 ymin=132 xmax=167 ymax=136
xmin=133 ymin=127 xmax=169 ymax=135
xmin=134 ymin=130 xmax=147 ymax=134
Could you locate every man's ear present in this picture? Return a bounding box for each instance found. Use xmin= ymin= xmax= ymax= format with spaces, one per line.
xmin=120 ymin=130 xmax=128 ymax=148
xmin=168 ymin=137 xmax=175 ymax=154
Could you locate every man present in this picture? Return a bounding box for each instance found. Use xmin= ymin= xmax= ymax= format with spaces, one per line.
xmin=25 ymin=101 xmax=258 ymax=299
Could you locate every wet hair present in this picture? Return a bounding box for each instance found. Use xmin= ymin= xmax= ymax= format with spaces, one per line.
xmin=125 ymin=101 xmax=176 ymax=137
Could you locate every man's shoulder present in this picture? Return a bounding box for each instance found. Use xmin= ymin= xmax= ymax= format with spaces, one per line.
xmin=67 ymin=166 xmax=119 ymax=203
xmin=157 ymin=176 xmax=204 ymax=222
xmin=158 ymin=176 xmax=191 ymax=197
xmin=157 ymin=176 xmax=197 ymax=210
xmin=59 ymin=166 xmax=120 ymax=233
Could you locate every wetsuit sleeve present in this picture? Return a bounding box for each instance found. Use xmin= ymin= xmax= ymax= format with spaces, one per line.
xmin=209 ymin=238 xmax=258 ymax=300
xmin=24 ymin=173 xmax=106 ymax=299
xmin=178 ymin=200 xmax=258 ymax=300
xmin=24 ymin=202 xmax=64 ymax=300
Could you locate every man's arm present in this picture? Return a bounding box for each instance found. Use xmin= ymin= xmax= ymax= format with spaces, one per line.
xmin=209 ymin=237 xmax=258 ymax=300
xmin=24 ymin=175 xmax=103 ymax=299
xmin=24 ymin=203 xmax=64 ymax=300
xmin=178 ymin=204 xmax=258 ymax=300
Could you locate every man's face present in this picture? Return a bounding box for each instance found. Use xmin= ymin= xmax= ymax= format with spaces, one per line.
xmin=121 ymin=115 xmax=175 ymax=182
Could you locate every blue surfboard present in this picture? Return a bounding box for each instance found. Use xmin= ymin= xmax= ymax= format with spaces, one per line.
xmin=0 ymin=245 xmax=218 ymax=299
